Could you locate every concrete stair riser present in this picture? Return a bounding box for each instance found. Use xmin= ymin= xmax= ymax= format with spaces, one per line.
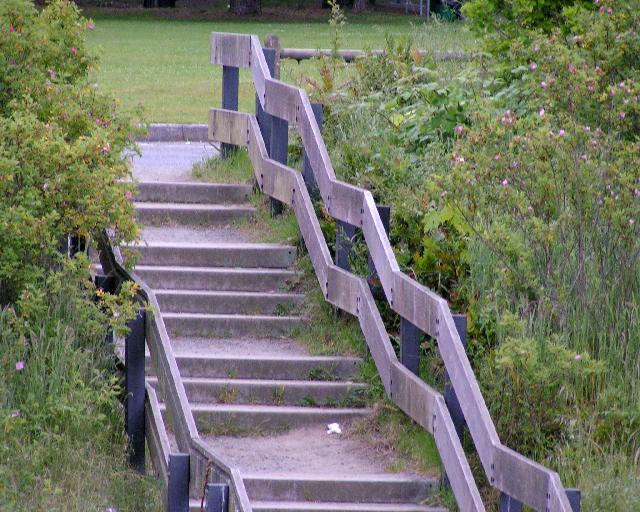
xmin=156 ymin=290 xmax=305 ymax=315
xmin=163 ymin=312 xmax=303 ymax=338
xmin=250 ymin=502 xmax=447 ymax=512
xmin=183 ymin=404 xmax=372 ymax=432
xmin=148 ymin=355 xmax=361 ymax=380
xmin=134 ymin=266 xmax=300 ymax=292
xmin=134 ymin=202 xmax=255 ymax=226
xmin=146 ymin=377 xmax=368 ymax=407
xmin=129 ymin=243 xmax=296 ymax=268
xmin=136 ymin=181 xmax=252 ymax=204
xmin=243 ymin=475 xmax=437 ymax=504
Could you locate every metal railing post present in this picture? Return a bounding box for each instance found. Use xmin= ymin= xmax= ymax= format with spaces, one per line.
xmin=500 ymin=493 xmax=523 ymax=512
xmin=400 ymin=318 xmax=421 ymax=376
xmin=566 ymin=488 xmax=581 ymax=512
xmin=168 ymin=453 xmax=190 ymax=512
xmin=257 ymin=46 xmax=287 ymax=216
xmin=335 ymin=221 xmax=357 ymax=272
xmin=206 ymin=483 xmax=230 ymax=512
xmin=302 ymin=103 xmax=323 ymax=200
xmin=445 ymin=313 xmax=467 ymax=443
xmin=125 ymin=308 xmax=146 ymax=473
xmin=221 ymin=65 xmax=239 ymax=158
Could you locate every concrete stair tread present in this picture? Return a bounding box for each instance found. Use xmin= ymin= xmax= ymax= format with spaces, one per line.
xmin=155 ymin=289 xmax=305 ymax=298
xmin=127 ymin=241 xmax=294 ymax=250
xmin=135 ymin=201 xmax=254 ymax=211
xmin=140 ymin=226 xmax=248 ymax=244
xmin=163 ymin=312 xmax=304 ymax=338
xmin=188 ymin=404 xmax=370 ymax=414
xmin=250 ymin=501 xmax=445 ymax=512
xmin=243 ymin=472 xmax=437 ymax=504
xmin=135 ymin=264 xmax=300 ymax=274
xmin=147 ymin=376 xmax=365 ymax=387
xmin=168 ymin=337 xmax=310 ymax=357
xmin=136 ymin=180 xmax=252 ymax=206
xmin=200 ymin=425 xmax=436 ymax=487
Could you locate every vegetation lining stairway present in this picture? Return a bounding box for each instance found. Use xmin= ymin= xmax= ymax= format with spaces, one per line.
xmin=130 ymin=142 xmax=444 ymax=512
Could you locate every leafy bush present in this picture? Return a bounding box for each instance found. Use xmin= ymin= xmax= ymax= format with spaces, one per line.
xmin=0 ymin=0 xmax=140 ymax=303
xmin=0 ymin=258 xmax=156 ymax=511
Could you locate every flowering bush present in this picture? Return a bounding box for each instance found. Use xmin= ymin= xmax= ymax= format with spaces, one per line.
xmin=0 ymin=0 xmax=140 ymax=303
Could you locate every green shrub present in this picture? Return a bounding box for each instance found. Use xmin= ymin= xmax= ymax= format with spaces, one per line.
xmin=0 ymin=0 xmax=140 ymax=303
xmin=0 ymin=258 xmax=156 ymax=511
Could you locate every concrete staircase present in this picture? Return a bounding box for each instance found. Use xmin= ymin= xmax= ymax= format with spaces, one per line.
xmin=130 ymin=143 xmax=444 ymax=512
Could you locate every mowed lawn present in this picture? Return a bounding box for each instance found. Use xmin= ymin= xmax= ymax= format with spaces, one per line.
xmin=84 ymin=10 xmax=476 ymax=122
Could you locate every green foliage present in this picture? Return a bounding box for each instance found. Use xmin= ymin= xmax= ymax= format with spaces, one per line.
xmin=0 ymin=0 xmax=140 ymax=303
xmin=0 ymin=259 xmax=158 ymax=511
xmin=462 ymin=0 xmax=593 ymax=55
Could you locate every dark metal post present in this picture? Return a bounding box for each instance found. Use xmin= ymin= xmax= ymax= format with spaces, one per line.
xmin=125 ymin=309 xmax=146 ymax=473
xmin=302 ymin=103 xmax=323 ymax=200
xmin=566 ymin=489 xmax=581 ymax=512
xmin=500 ymin=494 xmax=523 ymax=512
xmin=335 ymin=221 xmax=357 ymax=272
xmin=255 ymin=47 xmax=287 ymax=216
xmin=400 ymin=318 xmax=421 ymax=376
xmin=444 ymin=313 xmax=467 ymax=442
xmin=221 ymin=65 xmax=239 ymax=158
xmin=206 ymin=483 xmax=230 ymax=512
xmin=168 ymin=453 xmax=190 ymax=512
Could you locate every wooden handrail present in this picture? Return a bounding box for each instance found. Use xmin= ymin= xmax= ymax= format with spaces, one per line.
xmin=278 ymin=48 xmax=477 ymax=62
xmin=209 ymin=32 xmax=575 ymax=512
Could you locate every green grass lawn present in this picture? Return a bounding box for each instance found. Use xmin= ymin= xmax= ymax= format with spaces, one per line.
xmin=84 ymin=9 xmax=476 ymax=122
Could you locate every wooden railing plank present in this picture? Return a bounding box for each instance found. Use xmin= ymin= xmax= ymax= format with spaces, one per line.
xmin=328 ymin=181 xmax=365 ymax=228
xmin=211 ymin=32 xmax=251 ymax=68
xmin=433 ymin=396 xmax=486 ymax=512
xmin=250 ymin=35 xmax=270 ymax=105
xmin=357 ymin=280 xmax=395 ymax=394
xmin=145 ymin=383 xmax=170 ymax=484
xmin=361 ymin=192 xmax=399 ymax=296
xmin=390 ymin=360 xmax=436 ymax=432
xmin=209 ymin=108 xmax=249 ymax=146
xmin=392 ymin=272 xmax=441 ymax=339
xmin=326 ymin=265 xmax=360 ymax=316
xmin=264 ymin=78 xmax=299 ymax=123
xmin=436 ymin=300 xmax=499 ymax=475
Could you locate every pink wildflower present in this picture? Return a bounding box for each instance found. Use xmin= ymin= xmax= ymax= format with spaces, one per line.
xmin=501 ymin=179 xmax=509 ymax=186
xmin=634 ymin=189 xmax=640 ymax=197
xmin=88 ymin=22 xmax=95 ymax=30
xmin=455 ymin=125 xmax=464 ymax=135
xmin=539 ymin=108 xmax=545 ymax=117
xmin=619 ymin=112 xmax=626 ymax=119
xmin=47 ymin=69 xmax=56 ymax=79
xmin=500 ymin=111 xmax=515 ymax=126
xmin=71 ymin=47 xmax=78 ymax=54
xmin=10 ymin=410 xmax=21 ymax=418
xmin=575 ymin=354 xmax=582 ymax=361
xmin=595 ymin=65 xmax=602 ymax=73
xmin=580 ymin=154 xmax=587 ymax=161
xmin=125 ymin=191 xmax=133 ymax=200
xmin=558 ymin=129 xmax=566 ymax=137
xmin=584 ymin=126 xmax=591 ymax=132
xmin=493 ymin=154 xmax=501 ymax=161
xmin=587 ymin=84 xmax=594 ymax=92
xmin=607 ymin=7 xmax=613 ymax=14
xmin=568 ymin=64 xmax=577 ymax=74
xmin=101 ymin=143 xmax=111 ymax=154
xmin=9 ymin=59 xmax=16 ymax=66
xmin=629 ymin=219 xmax=635 ymax=225
xmin=9 ymin=24 xmax=15 ymax=33
xmin=540 ymin=81 xmax=548 ymax=89
xmin=15 ymin=361 xmax=24 ymax=371
xmin=453 ymin=155 xmax=465 ymax=163
xmin=618 ymin=81 xmax=625 ymax=88
xmin=529 ymin=62 xmax=538 ymax=71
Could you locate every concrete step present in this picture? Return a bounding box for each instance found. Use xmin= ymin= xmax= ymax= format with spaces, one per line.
xmin=133 ymin=265 xmax=300 ymax=292
xmin=156 ymin=290 xmax=305 ymax=315
xmin=134 ymin=202 xmax=255 ymax=226
xmin=136 ymin=180 xmax=252 ymax=204
xmin=163 ymin=312 xmax=304 ymax=338
xmin=157 ymin=354 xmax=362 ymax=380
xmin=244 ymin=474 xmax=437 ymax=504
xmin=126 ymin=242 xmax=296 ymax=268
xmin=250 ymin=501 xmax=446 ymax=512
xmin=183 ymin=404 xmax=372 ymax=432
xmin=146 ymin=376 xmax=368 ymax=406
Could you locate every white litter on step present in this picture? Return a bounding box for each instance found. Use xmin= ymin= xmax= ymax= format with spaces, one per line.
xmin=326 ymin=422 xmax=342 ymax=434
